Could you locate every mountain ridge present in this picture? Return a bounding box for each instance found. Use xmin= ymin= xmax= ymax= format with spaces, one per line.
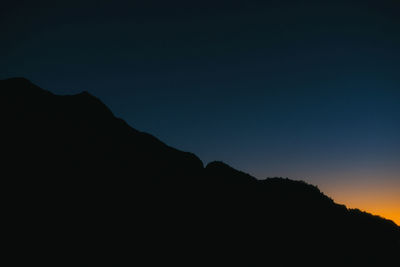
xmin=1 ymin=77 xmax=399 ymax=265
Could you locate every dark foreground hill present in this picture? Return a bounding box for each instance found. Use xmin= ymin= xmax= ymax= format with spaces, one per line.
xmin=1 ymin=78 xmax=399 ymax=265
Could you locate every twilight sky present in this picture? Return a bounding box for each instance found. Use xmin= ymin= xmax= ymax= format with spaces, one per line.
xmin=1 ymin=0 xmax=399 ymax=224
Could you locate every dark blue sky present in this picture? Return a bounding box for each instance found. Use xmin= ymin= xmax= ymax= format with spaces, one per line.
xmin=1 ymin=0 xmax=399 ymax=219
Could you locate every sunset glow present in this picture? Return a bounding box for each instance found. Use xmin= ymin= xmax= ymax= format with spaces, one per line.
xmin=322 ymin=180 xmax=400 ymax=226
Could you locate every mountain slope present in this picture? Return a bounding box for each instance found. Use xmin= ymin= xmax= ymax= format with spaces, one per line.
xmin=1 ymin=78 xmax=399 ymax=265
xmin=2 ymin=78 xmax=203 ymax=181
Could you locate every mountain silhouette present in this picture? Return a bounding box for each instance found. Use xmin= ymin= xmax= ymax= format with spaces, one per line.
xmin=1 ymin=78 xmax=399 ymax=265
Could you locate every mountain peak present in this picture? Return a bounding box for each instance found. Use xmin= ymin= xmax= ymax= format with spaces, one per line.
xmin=3 ymin=77 xmax=31 ymax=83
xmin=0 ymin=77 xmax=52 ymax=97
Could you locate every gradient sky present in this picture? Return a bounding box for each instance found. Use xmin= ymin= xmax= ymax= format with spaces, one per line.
xmin=1 ymin=0 xmax=399 ymax=224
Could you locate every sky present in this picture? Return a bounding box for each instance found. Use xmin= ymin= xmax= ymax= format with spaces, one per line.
xmin=1 ymin=0 xmax=399 ymax=224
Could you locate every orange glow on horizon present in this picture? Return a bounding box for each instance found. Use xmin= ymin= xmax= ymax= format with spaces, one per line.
xmin=321 ymin=180 xmax=400 ymax=226
xmin=341 ymin=200 xmax=400 ymax=226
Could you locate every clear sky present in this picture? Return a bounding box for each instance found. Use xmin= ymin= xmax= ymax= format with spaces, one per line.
xmin=1 ymin=0 xmax=399 ymax=224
